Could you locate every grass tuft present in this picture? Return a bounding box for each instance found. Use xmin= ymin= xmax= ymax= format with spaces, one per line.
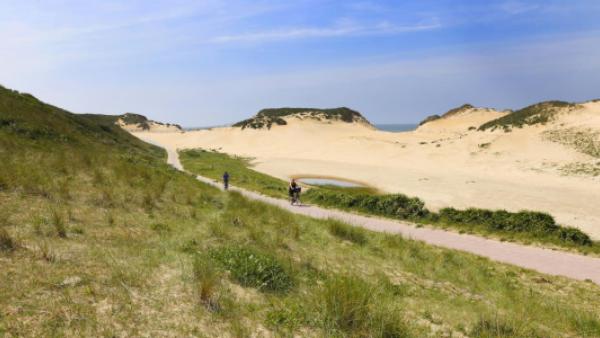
xmin=51 ymin=209 xmax=67 ymax=238
xmin=328 ymin=221 xmax=368 ymax=245
xmin=319 ymin=274 xmax=410 ymax=337
xmin=193 ymin=255 xmax=221 ymax=312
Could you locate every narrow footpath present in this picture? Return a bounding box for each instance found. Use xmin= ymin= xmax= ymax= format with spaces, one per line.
xmin=156 ymin=141 xmax=600 ymax=285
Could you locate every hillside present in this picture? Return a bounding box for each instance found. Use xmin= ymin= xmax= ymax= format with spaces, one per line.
xmin=233 ymin=107 xmax=374 ymax=129
xmin=117 ymin=112 xmax=183 ymax=132
xmin=416 ymin=104 xmax=509 ymax=133
xmin=2 ymin=85 xmax=600 ymax=336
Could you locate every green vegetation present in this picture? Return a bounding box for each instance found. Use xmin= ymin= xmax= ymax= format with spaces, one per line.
xmin=442 ymin=103 xmax=474 ymax=117
xmin=328 ymin=221 xmax=368 ymax=245
xmin=180 ymin=149 xmax=288 ymax=197
xmin=418 ymin=104 xmax=475 ymax=126
xmin=479 ymin=101 xmax=578 ymax=131
xmin=210 ymin=246 xmax=294 ymax=292
xmin=417 ymin=114 xmax=441 ymax=126
xmin=119 ymin=112 xmax=149 ymax=128
xmin=438 ymin=208 xmax=592 ymax=246
xmin=233 ymin=107 xmax=369 ymax=129
xmin=318 ymin=274 xmax=411 ymax=337
xmin=306 ymin=189 xmax=429 ymax=220
xmin=2 ymin=84 xmax=600 ymax=336
xmin=181 ymin=149 xmax=598 ymax=253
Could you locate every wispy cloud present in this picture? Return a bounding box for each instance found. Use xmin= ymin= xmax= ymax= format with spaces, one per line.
xmin=499 ymin=1 xmax=540 ymax=15
xmin=209 ymin=21 xmax=441 ymax=43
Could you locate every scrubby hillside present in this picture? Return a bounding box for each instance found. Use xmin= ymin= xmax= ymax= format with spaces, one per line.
xmin=2 ymin=85 xmax=600 ymax=336
xmin=233 ymin=107 xmax=374 ymax=130
xmin=117 ymin=112 xmax=183 ymax=132
xmin=479 ymin=101 xmax=580 ymax=132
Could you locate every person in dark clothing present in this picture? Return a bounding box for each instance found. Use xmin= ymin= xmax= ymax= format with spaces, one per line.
xmin=223 ymin=171 xmax=230 ymax=190
xmin=288 ymin=179 xmax=301 ymax=205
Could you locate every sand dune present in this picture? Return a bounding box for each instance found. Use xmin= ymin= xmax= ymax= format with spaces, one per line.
xmin=131 ymin=102 xmax=600 ymax=238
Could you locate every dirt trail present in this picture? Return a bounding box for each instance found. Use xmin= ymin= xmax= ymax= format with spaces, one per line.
xmin=155 ymin=141 xmax=600 ymax=285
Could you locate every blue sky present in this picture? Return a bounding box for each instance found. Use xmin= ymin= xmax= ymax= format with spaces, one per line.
xmin=1 ymin=0 xmax=600 ymax=125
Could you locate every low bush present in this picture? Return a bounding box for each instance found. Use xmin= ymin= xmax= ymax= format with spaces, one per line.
xmin=210 ymin=246 xmax=293 ymax=292
xmin=438 ymin=208 xmax=592 ymax=246
xmin=305 ymin=190 xmax=428 ymax=220
xmin=328 ymin=221 xmax=367 ymax=245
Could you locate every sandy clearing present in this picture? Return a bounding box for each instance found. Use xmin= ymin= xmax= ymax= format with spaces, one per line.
xmin=152 ymin=139 xmax=600 ymax=285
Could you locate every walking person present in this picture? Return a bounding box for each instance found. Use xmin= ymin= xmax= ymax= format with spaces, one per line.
xmin=223 ymin=171 xmax=230 ymax=190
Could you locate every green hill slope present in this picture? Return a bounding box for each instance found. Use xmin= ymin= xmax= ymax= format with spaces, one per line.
xmin=1 ymin=86 xmax=600 ymax=337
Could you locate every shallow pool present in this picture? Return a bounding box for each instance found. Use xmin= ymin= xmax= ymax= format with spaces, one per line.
xmin=296 ymin=177 xmax=365 ymax=188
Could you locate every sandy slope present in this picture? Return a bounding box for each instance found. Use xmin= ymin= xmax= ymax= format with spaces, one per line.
xmin=132 ymin=103 xmax=600 ymax=239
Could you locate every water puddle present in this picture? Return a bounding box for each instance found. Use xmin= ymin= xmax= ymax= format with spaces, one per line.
xmin=296 ymin=177 xmax=365 ymax=188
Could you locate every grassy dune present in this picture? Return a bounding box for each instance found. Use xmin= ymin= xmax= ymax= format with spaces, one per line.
xmin=179 ymin=149 xmax=598 ymax=254
xmin=2 ymin=86 xmax=600 ymax=336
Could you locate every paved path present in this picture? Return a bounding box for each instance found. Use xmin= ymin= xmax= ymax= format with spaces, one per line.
xmin=156 ymin=141 xmax=600 ymax=285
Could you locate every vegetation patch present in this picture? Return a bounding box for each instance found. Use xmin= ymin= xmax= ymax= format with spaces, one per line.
xmin=543 ymin=128 xmax=600 ymax=158
xmin=438 ymin=208 xmax=592 ymax=246
xmin=418 ymin=114 xmax=441 ymax=126
xmin=209 ymin=246 xmax=294 ymax=292
xmin=318 ymin=274 xmax=410 ymax=337
xmin=305 ymin=189 xmax=429 ymax=221
xmin=193 ymin=255 xmax=222 ymax=311
xmin=233 ymin=107 xmax=369 ymax=129
xmin=328 ymin=221 xmax=368 ymax=245
xmin=470 ymin=316 xmax=541 ymax=338
xmin=479 ymin=101 xmax=579 ymax=131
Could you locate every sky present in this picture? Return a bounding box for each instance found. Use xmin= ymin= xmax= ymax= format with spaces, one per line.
xmin=1 ymin=0 xmax=600 ymax=125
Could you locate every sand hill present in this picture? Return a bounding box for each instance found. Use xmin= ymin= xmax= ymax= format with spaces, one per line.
xmin=117 ymin=113 xmax=183 ymax=133
xmin=130 ymin=102 xmax=600 ymax=239
xmin=416 ymin=104 xmax=510 ymax=133
xmin=233 ymin=107 xmax=374 ymax=130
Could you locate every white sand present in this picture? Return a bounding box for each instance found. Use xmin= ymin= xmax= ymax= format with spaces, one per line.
xmin=132 ymin=102 xmax=600 ymax=239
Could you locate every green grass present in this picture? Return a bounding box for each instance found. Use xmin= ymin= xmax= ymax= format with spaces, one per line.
xmin=328 ymin=221 xmax=368 ymax=246
xmin=181 ymin=149 xmax=599 ymax=254
xmin=180 ymin=148 xmax=289 ymax=198
xmin=479 ymin=101 xmax=578 ymax=131
xmin=3 ymin=84 xmax=600 ymax=336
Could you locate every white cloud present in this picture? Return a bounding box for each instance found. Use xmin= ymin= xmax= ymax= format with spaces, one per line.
xmin=209 ymin=21 xmax=441 ymax=43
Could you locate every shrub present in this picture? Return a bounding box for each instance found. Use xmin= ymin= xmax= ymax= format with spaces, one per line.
xmin=439 ymin=208 xmax=592 ymax=245
xmin=193 ymin=255 xmax=221 ymax=311
xmin=0 ymin=228 xmax=16 ymax=252
xmin=210 ymin=246 xmax=293 ymax=292
xmin=438 ymin=208 xmax=592 ymax=246
xmin=328 ymin=221 xmax=367 ymax=245
xmin=305 ymin=190 xmax=428 ymax=221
